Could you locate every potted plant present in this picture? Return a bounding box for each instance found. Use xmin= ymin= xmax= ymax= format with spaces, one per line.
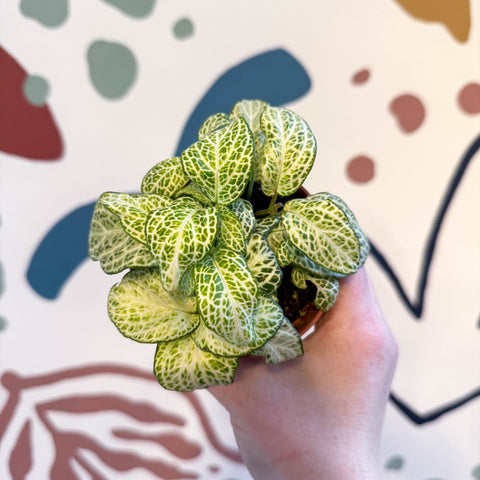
xmin=89 ymin=100 xmax=369 ymax=392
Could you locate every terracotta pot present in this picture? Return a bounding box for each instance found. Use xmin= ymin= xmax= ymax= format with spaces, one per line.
xmin=292 ymin=305 xmax=323 ymax=337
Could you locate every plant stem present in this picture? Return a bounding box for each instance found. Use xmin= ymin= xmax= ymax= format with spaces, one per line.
xmin=255 ymin=195 xmax=282 ymax=217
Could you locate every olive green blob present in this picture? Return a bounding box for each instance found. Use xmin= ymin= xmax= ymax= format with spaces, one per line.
xmin=20 ymin=0 xmax=68 ymax=28
xmin=173 ymin=17 xmax=194 ymax=39
xmin=87 ymin=40 xmax=138 ymax=100
xmin=23 ymin=75 xmax=50 ymax=106
xmin=100 ymin=0 xmax=156 ymax=18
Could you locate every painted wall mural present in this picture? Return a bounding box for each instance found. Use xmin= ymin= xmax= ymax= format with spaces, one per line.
xmin=1 ymin=0 xmax=479 ymax=478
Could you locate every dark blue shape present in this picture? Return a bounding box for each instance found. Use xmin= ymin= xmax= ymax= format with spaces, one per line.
xmin=27 ymin=203 xmax=94 ymax=299
xmin=174 ymin=48 xmax=311 ymax=155
xmin=26 ymin=48 xmax=312 ymax=300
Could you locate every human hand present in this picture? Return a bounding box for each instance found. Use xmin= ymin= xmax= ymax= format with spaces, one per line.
xmin=209 ymin=267 xmax=398 ymax=480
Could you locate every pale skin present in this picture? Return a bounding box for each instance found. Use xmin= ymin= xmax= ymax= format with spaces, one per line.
xmin=209 ymin=267 xmax=398 ymax=480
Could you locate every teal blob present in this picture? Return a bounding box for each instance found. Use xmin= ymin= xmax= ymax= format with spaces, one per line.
xmin=0 ymin=260 xmax=4 ymax=296
xmin=87 ymin=40 xmax=137 ymax=100
xmin=20 ymin=0 xmax=68 ymax=28
xmin=173 ymin=18 xmax=194 ymax=39
xmin=472 ymin=465 xmax=480 ymax=480
xmin=23 ymin=75 xmax=50 ymax=106
xmin=100 ymin=0 xmax=156 ymax=18
xmin=0 ymin=316 xmax=6 ymax=332
xmin=385 ymin=456 xmax=404 ymax=470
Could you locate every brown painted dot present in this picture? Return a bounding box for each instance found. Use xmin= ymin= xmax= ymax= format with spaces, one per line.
xmin=351 ymin=68 xmax=370 ymax=85
xmin=389 ymin=94 xmax=426 ymax=133
xmin=458 ymin=82 xmax=480 ymax=114
xmin=346 ymin=155 xmax=375 ymax=184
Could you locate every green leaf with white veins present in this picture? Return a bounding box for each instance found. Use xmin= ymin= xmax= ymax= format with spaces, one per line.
xmin=192 ymin=292 xmax=283 ymax=357
xmin=252 ymin=317 xmax=303 ymax=364
xmin=218 ymin=205 xmax=245 ymax=254
xmin=108 ymin=269 xmax=199 ymax=343
xmin=154 ymin=336 xmax=239 ymax=392
xmin=283 ymin=196 xmax=362 ymax=275
xmin=89 ymin=202 xmax=156 ymax=274
xmin=260 ymin=105 xmax=316 ymax=197
xmin=146 ymin=201 xmax=218 ymax=291
xmin=181 ymin=118 xmax=254 ymax=205
xmin=195 ymin=248 xmax=258 ymax=346
xmin=198 ymin=112 xmax=231 ymax=139
xmin=292 ymin=268 xmax=339 ymax=312
xmin=141 ymin=157 xmax=190 ymax=197
xmin=99 ymin=192 xmax=172 ymax=244
xmin=246 ymin=233 xmax=282 ymax=294
xmin=230 ymin=199 xmax=256 ymax=240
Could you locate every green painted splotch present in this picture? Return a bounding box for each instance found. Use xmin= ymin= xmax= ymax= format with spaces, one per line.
xmin=87 ymin=41 xmax=137 ymax=100
xmin=20 ymin=0 xmax=68 ymax=28
xmin=173 ymin=18 xmax=194 ymax=40
xmin=99 ymin=0 xmax=156 ymax=18
xmin=23 ymin=75 xmax=50 ymax=106
xmin=0 ymin=316 xmax=7 ymax=332
xmin=0 ymin=260 xmax=4 ymax=296
xmin=385 ymin=455 xmax=404 ymax=470
xmin=472 ymin=464 xmax=480 ymax=479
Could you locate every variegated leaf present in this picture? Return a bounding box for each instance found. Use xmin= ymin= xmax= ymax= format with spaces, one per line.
xmin=230 ymin=99 xmax=268 ymax=181
xmin=99 ymin=192 xmax=172 ymax=244
xmin=174 ymin=182 xmax=212 ymax=205
xmin=192 ymin=292 xmax=283 ymax=357
xmin=108 ymin=269 xmax=199 ymax=343
xmin=230 ymin=198 xmax=256 ymax=240
xmin=246 ymin=233 xmax=282 ymax=294
xmin=218 ymin=205 xmax=246 ymax=254
xmin=255 ymin=215 xmax=280 ymax=236
xmin=291 ymin=268 xmax=339 ymax=312
xmin=181 ymin=118 xmax=254 ymax=205
xmin=89 ymin=202 xmax=156 ymax=273
xmin=179 ymin=266 xmax=195 ymax=297
xmin=154 ymin=336 xmax=239 ymax=391
xmin=198 ymin=112 xmax=232 ymax=139
xmin=141 ymin=157 xmax=190 ymax=197
xmin=195 ymin=248 xmax=258 ymax=346
xmin=283 ymin=196 xmax=363 ymax=275
xmin=260 ymin=105 xmax=316 ymax=196
xmin=252 ymin=317 xmax=304 ymax=364
xmin=146 ymin=202 xmax=218 ymax=291
xmin=303 ymin=192 xmax=370 ymax=264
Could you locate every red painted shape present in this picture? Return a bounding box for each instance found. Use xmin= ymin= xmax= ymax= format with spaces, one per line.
xmin=9 ymin=420 xmax=33 ymax=480
xmin=351 ymin=68 xmax=370 ymax=85
xmin=389 ymin=93 xmax=426 ymax=133
xmin=0 ymin=46 xmax=63 ymax=160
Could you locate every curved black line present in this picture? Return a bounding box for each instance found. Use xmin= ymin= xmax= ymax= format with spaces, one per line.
xmin=389 ymin=387 xmax=480 ymax=425
xmin=369 ymin=132 xmax=480 ymax=319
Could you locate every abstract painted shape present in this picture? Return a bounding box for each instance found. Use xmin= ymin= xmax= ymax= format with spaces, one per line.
xmin=86 ymin=40 xmax=137 ymax=100
xmin=389 ymin=93 xmax=426 ymax=133
xmin=392 ymin=0 xmax=470 ymax=42
xmin=174 ymin=48 xmax=311 ymax=155
xmin=8 ymin=420 xmax=32 ymax=480
xmin=27 ymin=48 xmax=311 ymax=299
xmin=23 ymin=75 xmax=50 ymax=106
xmin=472 ymin=464 xmax=480 ymax=480
xmin=0 ymin=317 xmax=6 ymax=332
xmin=0 ymin=260 xmax=4 ymax=296
xmin=99 ymin=0 xmax=156 ymax=19
xmin=351 ymin=68 xmax=370 ymax=85
xmin=27 ymin=203 xmax=94 ymax=299
xmin=458 ymin=82 xmax=480 ymax=115
xmin=20 ymin=0 xmax=69 ymax=28
xmin=173 ymin=17 xmax=195 ymax=39
xmin=0 ymin=46 xmax=63 ymax=160
xmin=346 ymin=155 xmax=375 ymax=183
xmin=385 ymin=455 xmax=405 ymax=470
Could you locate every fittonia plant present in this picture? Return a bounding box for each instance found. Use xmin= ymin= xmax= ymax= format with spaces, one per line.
xmin=89 ymin=99 xmax=369 ymax=392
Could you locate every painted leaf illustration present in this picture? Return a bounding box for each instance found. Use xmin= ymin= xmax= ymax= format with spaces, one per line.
xmin=181 ymin=118 xmax=254 ymax=205
xmin=146 ymin=201 xmax=218 ymax=291
xmin=198 ymin=112 xmax=231 ymax=139
xmin=282 ymin=195 xmax=364 ymax=275
xmin=260 ymin=105 xmax=316 ymax=196
xmin=154 ymin=336 xmax=239 ymax=391
xmin=108 ymin=268 xmax=199 ymax=343
xmin=99 ymin=192 xmax=172 ymax=244
xmin=141 ymin=157 xmax=190 ymax=197
xmin=230 ymin=198 xmax=256 ymax=240
xmin=8 ymin=420 xmax=32 ymax=480
xmin=192 ymin=292 xmax=283 ymax=357
xmin=89 ymin=202 xmax=156 ymax=274
xmin=194 ymin=248 xmax=258 ymax=346
xmin=217 ymin=205 xmax=246 ymax=253
xmin=252 ymin=317 xmax=303 ymax=363
xmin=291 ymin=267 xmax=339 ymax=311
xmin=246 ymin=232 xmax=282 ymax=294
